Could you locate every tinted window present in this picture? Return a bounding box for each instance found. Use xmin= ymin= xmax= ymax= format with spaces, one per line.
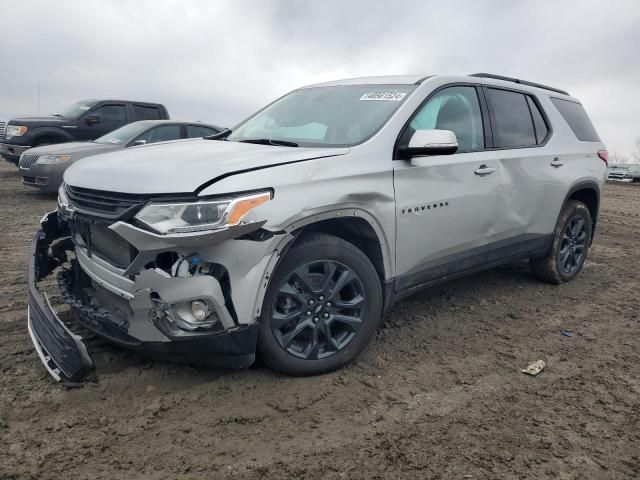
xmin=487 ymin=89 xmax=536 ymax=148
xmin=94 ymin=122 xmax=153 ymax=145
xmin=527 ymin=96 xmax=548 ymax=144
xmin=135 ymin=125 xmax=181 ymax=144
xmin=186 ymin=125 xmax=219 ymax=138
xmin=134 ymin=105 xmax=161 ymax=120
xmin=402 ymin=86 xmax=484 ymax=151
xmin=93 ymin=104 xmax=127 ymax=124
xmin=550 ymin=98 xmax=600 ymax=141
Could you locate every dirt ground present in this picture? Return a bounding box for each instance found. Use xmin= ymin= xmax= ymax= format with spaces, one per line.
xmin=0 ymin=160 xmax=638 ymax=480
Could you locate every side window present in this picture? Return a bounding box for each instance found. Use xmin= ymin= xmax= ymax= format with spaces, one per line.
xmin=401 ymin=86 xmax=484 ymax=152
xmin=186 ymin=125 xmax=220 ymax=138
xmin=133 ymin=105 xmax=161 ymax=120
xmin=550 ymin=98 xmax=600 ymax=142
xmin=487 ymin=89 xmax=536 ymax=148
xmin=527 ymin=96 xmax=549 ymax=144
xmin=92 ymin=104 xmax=127 ymax=125
xmin=135 ymin=125 xmax=181 ymax=144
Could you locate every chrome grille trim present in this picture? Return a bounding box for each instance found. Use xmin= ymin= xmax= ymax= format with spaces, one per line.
xmin=19 ymin=153 xmax=40 ymax=170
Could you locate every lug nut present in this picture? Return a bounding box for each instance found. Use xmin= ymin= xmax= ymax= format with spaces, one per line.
xmin=308 ymin=299 xmax=314 ymax=306
xmin=323 ymin=312 xmax=329 ymax=319
xmin=306 ymin=310 xmax=312 ymax=316
xmin=313 ymin=317 xmax=319 ymax=323
xmin=318 ymin=295 xmax=324 ymax=301
xmin=326 ymin=302 xmax=332 ymax=307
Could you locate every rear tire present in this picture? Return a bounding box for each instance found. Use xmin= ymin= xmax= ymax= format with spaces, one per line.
xmin=530 ymin=200 xmax=592 ymax=284
xmin=258 ymin=232 xmax=382 ymax=376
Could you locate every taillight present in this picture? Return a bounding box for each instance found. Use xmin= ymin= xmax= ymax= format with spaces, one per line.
xmin=597 ymin=150 xmax=608 ymax=165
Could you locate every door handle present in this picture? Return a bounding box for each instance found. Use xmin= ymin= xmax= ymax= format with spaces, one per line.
xmin=474 ymin=165 xmax=496 ymax=175
xmin=550 ymin=157 xmax=564 ymax=168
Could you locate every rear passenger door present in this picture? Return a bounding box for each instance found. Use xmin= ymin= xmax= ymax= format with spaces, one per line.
xmin=485 ymin=87 xmax=567 ymax=249
xmin=132 ymin=104 xmax=163 ymax=121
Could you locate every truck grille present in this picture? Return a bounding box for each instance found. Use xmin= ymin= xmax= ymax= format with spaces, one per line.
xmin=65 ymin=184 xmax=150 ymax=219
xmin=0 ymin=121 xmax=6 ymax=141
xmin=19 ymin=153 xmax=40 ymax=170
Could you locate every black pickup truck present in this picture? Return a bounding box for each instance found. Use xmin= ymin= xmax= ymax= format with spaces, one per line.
xmin=0 ymin=99 xmax=169 ymax=164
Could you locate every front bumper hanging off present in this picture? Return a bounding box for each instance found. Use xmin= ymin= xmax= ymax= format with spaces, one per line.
xmin=27 ymin=210 xmax=268 ymax=385
xmin=27 ymin=212 xmax=93 ymax=385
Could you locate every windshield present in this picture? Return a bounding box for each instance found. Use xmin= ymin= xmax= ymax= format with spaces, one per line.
xmin=228 ymin=84 xmax=416 ymax=147
xmin=94 ymin=122 xmax=152 ymax=145
xmin=58 ymin=100 xmax=96 ymax=118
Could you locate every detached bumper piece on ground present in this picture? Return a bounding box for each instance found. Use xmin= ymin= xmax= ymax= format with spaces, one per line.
xmin=27 ymin=213 xmax=93 ymax=386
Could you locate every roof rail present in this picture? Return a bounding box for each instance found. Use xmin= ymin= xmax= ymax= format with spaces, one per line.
xmin=469 ymin=73 xmax=570 ymax=96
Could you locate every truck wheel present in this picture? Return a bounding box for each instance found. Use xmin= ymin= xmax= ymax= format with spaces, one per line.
xmin=530 ymin=200 xmax=592 ymax=284
xmin=258 ymin=232 xmax=382 ymax=376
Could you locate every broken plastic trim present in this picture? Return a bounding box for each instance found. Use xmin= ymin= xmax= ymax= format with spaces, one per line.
xmin=27 ymin=212 xmax=94 ymax=385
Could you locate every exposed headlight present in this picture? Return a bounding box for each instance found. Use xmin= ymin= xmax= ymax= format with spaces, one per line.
xmin=135 ymin=191 xmax=272 ymax=234
xmin=36 ymin=154 xmax=72 ymax=164
xmin=5 ymin=125 xmax=28 ymax=139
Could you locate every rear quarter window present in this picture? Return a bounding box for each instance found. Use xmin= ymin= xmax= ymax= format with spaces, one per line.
xmin=550 ymin=98 xmax=600 ymax=142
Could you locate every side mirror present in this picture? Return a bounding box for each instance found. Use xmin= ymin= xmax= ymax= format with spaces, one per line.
xmin=400 ymin=129 xmax=458 ymax=159
xmin=85 ymin=115 xmax=100 ymax=126
xmin=132 ymin=139 xmax=147 ymax=146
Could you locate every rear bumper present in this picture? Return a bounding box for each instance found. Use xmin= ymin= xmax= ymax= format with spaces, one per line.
xmin=28 ymin=211 xmax=264 ymax=384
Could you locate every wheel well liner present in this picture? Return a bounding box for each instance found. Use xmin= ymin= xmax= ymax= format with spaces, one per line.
xmin=292 ymin=218 xmax=386 ymax=283
xmin=564 ymin=182 xmax=600 ymax=241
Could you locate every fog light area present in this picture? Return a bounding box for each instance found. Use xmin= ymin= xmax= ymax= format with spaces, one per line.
xmin=172 ymin=300 xmax=219 ymax=331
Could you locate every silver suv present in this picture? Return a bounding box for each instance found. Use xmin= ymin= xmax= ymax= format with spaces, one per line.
xmin=28 ymin=73 xmax=607 ymax=383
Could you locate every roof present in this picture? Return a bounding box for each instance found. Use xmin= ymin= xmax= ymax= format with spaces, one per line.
xmin=301 ymin=74 xmax=574 ymax=99
xmin=303 ymin=75 xmax=429 ymax=88
xmin=129 ymin=119 xmax=221 ymax=128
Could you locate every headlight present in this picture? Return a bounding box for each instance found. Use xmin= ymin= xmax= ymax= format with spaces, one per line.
xmin=5 ymin=125 xmax=28 ymax=139
xmin=135 ymin=191 xmax=272 ymax=234
xmin=36 ymin=154 xmax=72 ymax=165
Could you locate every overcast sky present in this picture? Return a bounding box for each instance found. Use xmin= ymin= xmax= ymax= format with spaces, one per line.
xmin=1 ymin=0 xmax=638 ymax=157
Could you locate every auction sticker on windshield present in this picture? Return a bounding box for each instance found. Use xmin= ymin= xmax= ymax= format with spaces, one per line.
xmin=360 ymin=92 xmax=407 ymax=101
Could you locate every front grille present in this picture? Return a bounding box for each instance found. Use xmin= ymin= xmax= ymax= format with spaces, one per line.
xmin=28 ymin=290 xmax=87 ymax=380
xmin=86 ymin=223 xmax=136 ymax=268
xmin=0 ymin=121 xmax=6 ymax=141
xmin=19 ymin=153 xmax=40 ymax=169
xmin=65 ymin=184 xmax=150 ymax=218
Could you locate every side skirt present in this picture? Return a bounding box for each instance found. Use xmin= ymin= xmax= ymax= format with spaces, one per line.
xmin=385 ymin=233 xmax=552 ymax=308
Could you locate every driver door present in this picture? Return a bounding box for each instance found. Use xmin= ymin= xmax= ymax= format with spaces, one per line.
xmin=77 ymin=103 xmax=128 ymax=140
xmin=393 ymin=85 xmax=499 ymax=290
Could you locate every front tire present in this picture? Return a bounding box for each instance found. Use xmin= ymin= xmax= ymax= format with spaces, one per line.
xmin=530 ymin=200 xmax=592 ymax=284
xmin=258 ymin=233 xmax=382 ymax=376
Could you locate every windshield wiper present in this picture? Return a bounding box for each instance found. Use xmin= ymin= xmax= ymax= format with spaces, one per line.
xmin=238 ymin=138 xmax=299 ymax=147
xmin=205 ymin=129 xmax=232 ymax=140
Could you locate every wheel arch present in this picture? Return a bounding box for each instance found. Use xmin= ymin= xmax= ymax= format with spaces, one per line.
xmin=30 ymin=127 xmax=74 ymax=146
xmin=563 ymin=181 xmax=600 ymax=242
xmin=282 ymin=209 xmax=393 ymax=283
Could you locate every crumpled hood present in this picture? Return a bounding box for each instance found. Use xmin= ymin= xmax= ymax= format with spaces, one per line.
xmin=64 ymin=139 xmax=350 ymax=194
xmin=27 ymin=142 xmax=119 ymax=157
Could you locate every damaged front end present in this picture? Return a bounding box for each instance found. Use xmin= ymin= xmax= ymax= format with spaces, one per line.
xmin=28 ymin=186 xmax=286 ymax=384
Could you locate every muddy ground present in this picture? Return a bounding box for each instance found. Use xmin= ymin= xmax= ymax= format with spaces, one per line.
xmin=0 ymin=160 xmax=638 ymax=480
